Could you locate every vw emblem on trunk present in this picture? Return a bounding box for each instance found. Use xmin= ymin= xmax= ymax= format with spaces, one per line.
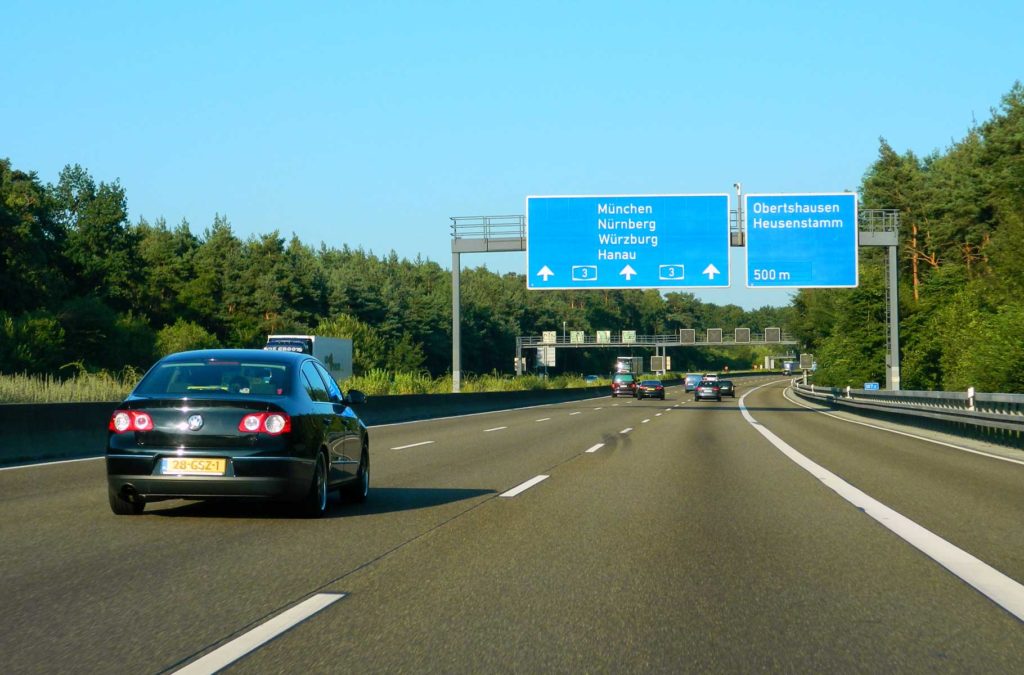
xmin=186 ymin=415 xmax=204 ymax=431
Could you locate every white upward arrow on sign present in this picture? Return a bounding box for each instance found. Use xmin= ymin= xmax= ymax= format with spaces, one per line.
xmin=619 ymin=265 xmax=637 ymax=281
xmin=702 ymin=264 xmax=721 ymax=280
xmin=537 ymin=265 xmax=554 ymax=281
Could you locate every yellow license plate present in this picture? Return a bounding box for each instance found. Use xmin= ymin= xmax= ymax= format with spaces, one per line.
xmin=161 ymin=458 xmax=226 ymax=475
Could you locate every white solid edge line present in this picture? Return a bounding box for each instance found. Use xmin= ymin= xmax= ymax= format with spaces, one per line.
xmin=483 ymin=426 xmax=508 ymax=433
xmin=500 ymin=475 xmax=549 ymax=498
xmin=783 ymin=387 xmax=1024 ymax=467
xmin=0 ymin=456 xmax=103 ymax=472
xmin=740 ymin=382 xmax=1024 ymax=622
xmin=390 ymin=441 xmax=435 ymax=450
xmin=585 ymin=443 xmax=605 ymax=454
xmin=173 ymin=593 xmax=345 ymax=675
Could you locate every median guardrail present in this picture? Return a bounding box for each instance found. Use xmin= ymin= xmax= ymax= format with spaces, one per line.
xmin=791 ymin=381 xmax=1024 ymax=448
xmin=0 ymin=373 xmax=777 ymax=467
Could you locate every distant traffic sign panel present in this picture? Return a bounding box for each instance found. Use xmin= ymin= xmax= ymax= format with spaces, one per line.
xmin=745 ymin=193 xmax=858 ymax=288
xmin=526 ymin=195 xmax=730 ymax=289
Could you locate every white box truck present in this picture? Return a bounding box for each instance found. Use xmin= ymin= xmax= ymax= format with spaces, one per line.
xmin=264 ymin=335 xmax=353 ymax=383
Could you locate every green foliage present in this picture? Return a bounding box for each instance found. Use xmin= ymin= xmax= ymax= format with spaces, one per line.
xmin=315 ymin=314 xmax=388 ymax=375
xmin=0 ymin=311 xmax=67 ymax=374
xmin=0 ymin=160 xmax=67 ymax=314
xmin=794 ymin=81 xmax=1024 ymax=393
xmin=0 ymin=367 xmax=138 ymax=403
xmin=7 ymin=82 xmax=1024 ymax=394
xmin=51 ymin=165 xmax=141 ymax=311
xmin=156 ymin=319 xmax=221 ymax=356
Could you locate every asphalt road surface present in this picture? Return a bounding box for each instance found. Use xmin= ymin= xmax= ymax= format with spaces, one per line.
xmin=1 ymin=378 xmax=1022 ymax=673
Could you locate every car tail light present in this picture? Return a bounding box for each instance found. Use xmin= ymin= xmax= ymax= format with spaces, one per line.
xmin=238 ymin=413 xmax=291 ymax=435
xmin=110 ymin=410 xmax=154 ymax=433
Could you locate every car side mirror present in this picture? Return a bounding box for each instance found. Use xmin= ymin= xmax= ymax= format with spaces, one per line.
xmin=346 ymin=389 xmax=367 ymax=405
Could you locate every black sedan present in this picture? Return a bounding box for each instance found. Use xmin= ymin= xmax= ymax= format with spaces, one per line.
xmin=693 ymin=380 xmax=722 ymax=402
xmin=636 ymin=379 xmax=666 ymax=400
xmin=106 ymin=349 xmax=369 ymax=517
xmin=717 ymin=379 xmax=736 ymax=397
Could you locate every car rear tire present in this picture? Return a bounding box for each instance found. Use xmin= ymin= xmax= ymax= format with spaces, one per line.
xmin=109 ymin=487 xmax=144 ymax=515
xmin=298 ymin=452 xmax=329 ymax=518
xmin=341 ymin=447 xmax=370 ymax=504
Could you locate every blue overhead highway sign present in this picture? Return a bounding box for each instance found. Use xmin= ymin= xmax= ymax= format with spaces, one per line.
xmin=745 ymin=193 xmax=858 ymax=288
xmin=526 ymin=194 xmax=730 ymax=289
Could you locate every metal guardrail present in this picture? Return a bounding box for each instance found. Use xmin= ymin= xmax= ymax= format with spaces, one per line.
xmin=791 ymin=382 xmax=1024 ymax=448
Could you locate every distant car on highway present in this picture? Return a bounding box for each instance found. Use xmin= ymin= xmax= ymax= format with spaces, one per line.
xmin=702 ymin=372 xmax=719 ymax=382
xmin=105 ymin=349 xmax=370 ymax=517
xmin=694 ymin=380 xmax=722 ymax=402
xmin=584 ymin=374 xmax=600 ymax=384
xmin=717 ymin=380 xmax=735 ymax=397
xmin=636 ymin=379 xmax=665 ymax=400
xmin=684 ymin=373 xmax=703 ymax=391
xmin=611 ymin=373 xmax=637 ymax=397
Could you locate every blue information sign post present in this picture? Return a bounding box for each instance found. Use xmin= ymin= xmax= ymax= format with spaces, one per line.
xmin=526 ymin=194 xmax=729 ymax=290
xmin=745 ymin=193 xmax=858 ymax=288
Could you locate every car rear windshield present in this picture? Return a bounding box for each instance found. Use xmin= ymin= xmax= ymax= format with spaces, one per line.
xmin=134 ymin=361 xmax=291 ymax=397
xmin=613 ymin=374 xmax=634 ymax=382
xmin=641 ymin=380 xmax=661 ymax=386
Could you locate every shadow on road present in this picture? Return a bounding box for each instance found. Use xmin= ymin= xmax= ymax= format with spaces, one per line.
xmin=147 ymin=486 xmax=495 ymax=519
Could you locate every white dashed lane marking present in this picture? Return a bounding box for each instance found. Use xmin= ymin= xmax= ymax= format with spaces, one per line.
xmin=500 ymin=475 xmax=549 ymax=498
xmin=390 ymin=441 xmax=435 ymax=450
xmin=173 ymin=593 xmax=345 ymax=675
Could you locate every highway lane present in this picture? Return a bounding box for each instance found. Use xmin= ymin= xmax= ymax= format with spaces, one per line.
xmin=0 ymin=389 xmax=686 ymax=673
xmin=769 ymin=382 xmax=1024 ymax=587
xmin=1 ymin=378 xmax=1022 ymax=672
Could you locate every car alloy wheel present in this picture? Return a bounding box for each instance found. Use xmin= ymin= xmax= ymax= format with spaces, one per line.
xmin=300 ymin=453 xmax=328 ymax=517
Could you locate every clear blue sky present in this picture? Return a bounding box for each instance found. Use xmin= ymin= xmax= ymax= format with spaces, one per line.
xmin=3 ymin=1 xmax=1021 ymax=309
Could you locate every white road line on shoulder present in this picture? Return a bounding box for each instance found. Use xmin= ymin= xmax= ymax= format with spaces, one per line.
xmin=783 ymin=388 xmax=1024 ymax=467
xmin=390 ymin=441 xmax=435 ymax=450
xmin=500 ymin=475 xmax=549 ymax=497
xmin=0 ymin=456 xmax=102 ymax=472
xmin=536 ymin=417 xmax=551 ymax=422
xmin=740 ymin=382 xmax=1024 ymax=622
xmin=484 ymin=426 xmax=507 ymax=433
xmin=620 ymin=427 xmax=633 ymax=434
xmin=585 ymin=443 xmax=605 ymax=454
xmin=173 ymin=593 xmax=345 ymax=675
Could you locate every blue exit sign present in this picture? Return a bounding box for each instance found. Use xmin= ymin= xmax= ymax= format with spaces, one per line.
xmin=526 ymin=194 xmax=730 ymax=290
xmin=745 ymin=193 xmax=858 ymax=288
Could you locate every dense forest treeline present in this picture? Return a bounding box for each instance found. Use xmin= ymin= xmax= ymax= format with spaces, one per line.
xmin=4 ymin=83 xmax=1023 ymax=391
xmin=792 ymin=82 xmax=1024 ymax=392
xmin=0 ymin=162 xmax=789 ymax=379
